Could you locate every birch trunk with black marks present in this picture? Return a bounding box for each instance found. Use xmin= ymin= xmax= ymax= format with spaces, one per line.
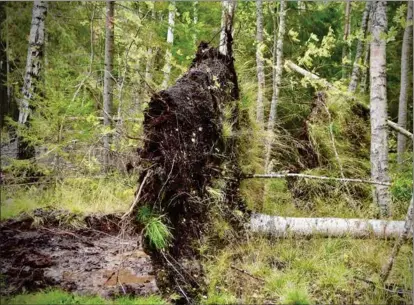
xmin=161 ymin=0 xmax=176 ymax=89
xmin=193 ymin=1 xmax=198 ymax=47
xmin=370 ymin=1 xmax=391 ymax=217
xmin=145 ymin=8 xmax=156 ymax=91
xmin=348 ymin=1 xmax=371 ymax=92
xmin=342 ymin=0 xmax=351 ymax=79
xmin=103 ymin=1 xmax=115 ymax=170
xmin=219 ymin=0 xmax=236 ymax=56
xmin=264 ymin=0 xmax=286 ymax=173
xmin=255 ymin=0 xmax=265 ymax=125
xmin=396 ymin=1 xmax=413 ymax=166
xmin=251 ymin=213 xmax=412 ymax=239
xmin=17 ymin=0 xmax=47 ymax=160
xmin=0 ymin=2 xmax=7 ymax=128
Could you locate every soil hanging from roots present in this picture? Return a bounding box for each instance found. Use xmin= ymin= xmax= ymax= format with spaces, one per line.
xmin=136 ymin=42 xmax=246 ymax=299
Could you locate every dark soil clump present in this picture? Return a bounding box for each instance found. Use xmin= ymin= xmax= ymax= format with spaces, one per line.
xmin=136 ymin=42 xmax=247 ymax=301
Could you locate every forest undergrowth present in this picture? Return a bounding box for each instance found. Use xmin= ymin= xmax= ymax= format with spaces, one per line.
xmin=1 ymin=81 xmax=412 ymax=305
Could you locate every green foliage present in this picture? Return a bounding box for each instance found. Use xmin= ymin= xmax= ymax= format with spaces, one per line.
xmin=3 ymin=289 xmax=166 ymax=305
xmin=137 ymin=205 xmax=172 ymax=250
xmin=1 ymin=175 xmax=134 ymax=220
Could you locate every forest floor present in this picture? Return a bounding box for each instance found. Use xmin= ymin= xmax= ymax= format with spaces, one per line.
xmin=1 ymin=174 xmax=412 ymax=304
xmin=0 ymin=209 xmax=161 ymax=302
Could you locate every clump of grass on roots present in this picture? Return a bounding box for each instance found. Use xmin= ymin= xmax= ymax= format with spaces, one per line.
xmin=137 ymin=205 xmax=172 ymax=250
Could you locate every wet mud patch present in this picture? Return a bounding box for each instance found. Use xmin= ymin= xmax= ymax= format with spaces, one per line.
xmin=0 ymin=209 xmax=158 ymax=298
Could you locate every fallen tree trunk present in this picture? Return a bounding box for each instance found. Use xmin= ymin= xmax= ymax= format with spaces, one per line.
xmin=285 ymin=61 xmax=413 ymax=141
xmin=245 ymin=173 xmax=391 ymax=186
xmin=250 ymin=213 xmax=412 ymax=238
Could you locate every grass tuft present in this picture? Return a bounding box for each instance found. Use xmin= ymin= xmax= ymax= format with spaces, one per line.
xmin=137 ymin=205 xmax=173 ymax=250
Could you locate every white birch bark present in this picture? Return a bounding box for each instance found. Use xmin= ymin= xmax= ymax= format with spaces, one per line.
xmin=342 ymin=0 xmax=352 ymax=79
xmin=219 ymin=0 xmax=236 ymax=56
xmin=145 ymin=8 xmax=156 ymax=91
xmin=193 ymin=1 xmax=198 ymax=47
xmin=103 ymin=1 xmax=115 ymax=169
xmin=250 ymin=213 xmax=412 ymax=239
xmin=255 ymin=0 xmax=265 ymax=124
xmin=359 ymin=7 xmax=373 ymax=94
xmin=264 ymin=0 xmax=286 ymax=173
xmin=18 ymin=1 xmax=48 ymax=125
xmin=396 ymin=1 xmax=413 ymax=166
xmin=348 ymin=2 xmax=371 ymax=92
xmin=381 ymin=197 xmax=413 ymax=282
xmin=162 ymin=0 xmax=176 ymax=89
xmin=370 ymin=1 xmax=391 ymax=217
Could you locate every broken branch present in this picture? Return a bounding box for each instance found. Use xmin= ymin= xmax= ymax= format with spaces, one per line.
xmin=244 ymin=173 xmax=391 ymax=186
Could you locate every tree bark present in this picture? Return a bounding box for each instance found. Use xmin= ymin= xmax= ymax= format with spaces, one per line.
xmin=380 ymin=197 xmax=413 ymax=283
xmin=193 ymin=1 xmax=198 ymax=47
xmin=251 ymin=213 xmax=412 ymax=239
xmin=103 ymin=1 xmax=115 ymax=170
xmin=342 ymin=0 xmax=352 ymax=79
xmin=0 ymin=2 xmax=7 ymax=129
xmin=396 ymin=1 xmax=413 ymax=166
xmin=161 ymin=0 xmax=176 ymax=89
xmin=264 ymin=0 xmax=287 ymax=172
xmin=17 ymin=0 xmax=48 ymax=160
xmin=348 ymin=1 xmax=371 ymax=92
xmin=387 ymin=120 xmax=413 ymax=140
xmin=255 ymin=0 xmax=265 ymax=124
xmin=219 ymin=0 xmax=236 ymax=56
xmin=145 ymin=8 xmax=156 ymax=92
xmin=369 ymin=1 xmax=391 ymax=217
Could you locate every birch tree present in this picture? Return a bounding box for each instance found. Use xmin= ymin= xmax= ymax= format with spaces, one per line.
xmin=348 ymin=1 xmax=371 ymax=92
xmin=219 ymin=0 xmax=236 ymax=56
xmin=17 ymin=0 xmax=47 ymax=159
xmin=145 ymin=7 xmax=156 ymax=91
xmin=162 ymin=0 xmax=176 ymax=89
xmin=193 ymin=1 xmax=198 ymax=47
xmin=18 ymin=1 xmax=47 ymax=125
xmin=103 ymin=1 xmax=115 ymax=170
xmin=0 ymin=2 xmax=7 ymax=128
xmin=250 ymin=213 xmax=412 ymax=239
xmin=255 ymin=0 xmax=265 ymax=125
xmin=396 ymin=1 xmax=413 ymax=166
xmin=370 ymin=1 xmax=391 ymax=216
xmin=264 ymin=0 xmax=286 ymax=173
xmin=342 ymin=0 xmax=351 ymax=79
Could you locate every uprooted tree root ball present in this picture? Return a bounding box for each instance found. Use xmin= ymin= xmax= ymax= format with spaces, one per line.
xmin=134 ymin=42 xmax=248 ymax=300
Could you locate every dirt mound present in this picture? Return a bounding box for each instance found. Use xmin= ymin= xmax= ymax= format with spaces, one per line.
xmin=135 ymin=41 xmax=246 ymax=301
xmin=0 ymin=210 xmax=158 ymax=298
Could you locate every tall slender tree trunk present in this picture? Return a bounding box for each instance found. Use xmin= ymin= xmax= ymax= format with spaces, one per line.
xmin=219 ymin=0 xmax=236 ymax=56
xmin=103 ymin=1 xmax=115 ymax=170
xmin=193 ymin=1 xmax=198 ymax=47
xmin=145 ymin=8 xmax=156 ymax=92
xmin=162 ymin=0 xmax=176 ymax=89
xmin=370 ymin=1 xmax=391 ymax=217
xmin=264 ymin=0 xmax=286 ymax=173
xmin=396 ymin=1 xmax=413 ymax=166
xmin=255 ymin=0 xmax=265 ymax=125
xmin=0 ymin=2 xmax=7 ymax=129
xmin=17 ymin=0 xmax=48 ymax=160
xmin=348 ymin=1 xmax=371 ymax=92
xmin=360 ymin=7 xmax=373 ymax=94
xmin=342 ymin=0 xmax=352 ymax=79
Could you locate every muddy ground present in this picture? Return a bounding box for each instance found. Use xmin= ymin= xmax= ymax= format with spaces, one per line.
xmin=0 ymin=209 xmax=158 ymax=298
